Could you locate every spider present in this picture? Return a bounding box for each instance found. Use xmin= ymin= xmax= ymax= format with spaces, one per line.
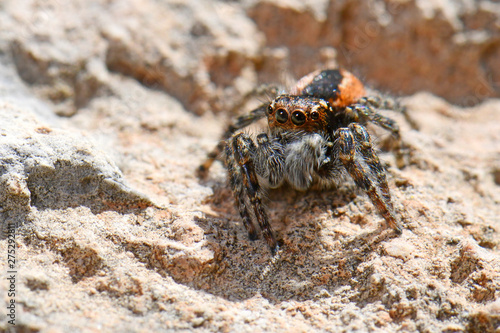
xmin=198 ymin=68 xmax=404 ymax=255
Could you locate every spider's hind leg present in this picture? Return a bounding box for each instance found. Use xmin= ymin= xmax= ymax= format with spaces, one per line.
xmin=348 ymin=96 xmax=402 ymax=138
xmin=225 ymin=132 xmax=278 ymax=254
xmin=349 ymin=95 xmax=416 ymax=169
xmin=354 ymin=95 xmax=419 ymax=132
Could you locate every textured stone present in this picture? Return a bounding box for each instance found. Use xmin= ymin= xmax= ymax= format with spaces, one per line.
xmin=0 ymin=62 xmax=154 ymax=232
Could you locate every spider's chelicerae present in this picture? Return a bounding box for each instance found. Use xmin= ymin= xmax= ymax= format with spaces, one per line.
xmin=198 ymin=68 xmax=404 ymax=255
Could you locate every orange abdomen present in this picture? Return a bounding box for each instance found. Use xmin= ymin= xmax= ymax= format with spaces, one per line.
xmin=290 ymin=69 xmax=366 ymax=109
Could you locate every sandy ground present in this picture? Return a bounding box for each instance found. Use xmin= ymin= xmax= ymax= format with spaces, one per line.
xmin=0 ymin=0 xmax=499 ymax=332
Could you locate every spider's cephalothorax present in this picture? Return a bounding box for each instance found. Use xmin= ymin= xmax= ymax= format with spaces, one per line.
xmin=198 ymin=68 xmax=404 ymax=254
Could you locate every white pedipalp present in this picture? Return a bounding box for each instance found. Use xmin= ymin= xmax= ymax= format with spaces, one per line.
xmin=284 ymin=133 xmax=329 ymax=191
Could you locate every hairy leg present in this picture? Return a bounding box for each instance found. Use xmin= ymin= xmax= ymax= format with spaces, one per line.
xmin=348 ymin=96 xmax=416 ymax=168
xmin=228 ymin=84 xmax=279 ymax=115
xmin=197 ymin=104 xmax=268 ymax=178
xmin=225 ymin=133 xmax=278 ymax=254
xmin=254 ymin=133 xmax=285 ymax=188
xmin=346 ymin=96 xmax=401 ymax=138
xmin=334 ymin=127 xmax=402 ymax=234
xmin=349 ymin=123 xmax=391 ymax=204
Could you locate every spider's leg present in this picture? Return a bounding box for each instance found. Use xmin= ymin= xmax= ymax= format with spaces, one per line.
xmin=197 ymin=104 xmax=268 ymax=178
xmin=355 ymin=95 xmax=419 ymax=131
xmin=225 ymin=133 xmax=278 ymax=254
xmin=349 ymin=123 xmax=391 ymax=204
xmin=352 ymin=96 xmax=416 ymax=168
xmin=225 ymin=139 xmax=258 ymax=241
xmin=255 ymin=133 xmax=285 ymax=188
xmin=228 ymin=84 xmax=279 ymax=115
xmin=347 ymin=97 xmax=401 ymax=139
xmin=334 ymin=127 xmax=402 ymax=234
xmin=368 ymin=95 xmax=419 ymax=131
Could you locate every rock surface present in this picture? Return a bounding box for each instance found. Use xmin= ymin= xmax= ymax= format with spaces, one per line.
xmin=0 ymin=0 xmax=499 ymax=332
xmin=0 ymin=70 xmax=154 ymax=229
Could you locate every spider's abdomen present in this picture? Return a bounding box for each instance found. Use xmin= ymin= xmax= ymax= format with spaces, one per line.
xmin=291 ymin=69 xmax=366 ymax=109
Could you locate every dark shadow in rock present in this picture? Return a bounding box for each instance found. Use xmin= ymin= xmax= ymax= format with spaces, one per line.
xmin=23 ymin=234 xmax=105 ymax=284
xmin=26 ymin=164 xmax=155 ymax=215
xmin=157 ymin=178 xmax=401 ymax=304
xmin=0 ymin=210 xmax=32 ymax=240
xmin=0 ymin=162 xmax=155 ymax=241
xmin=194 ymin=211 xmax=398 ymax=304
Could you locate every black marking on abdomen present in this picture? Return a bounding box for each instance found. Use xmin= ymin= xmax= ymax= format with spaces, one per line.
xmin=302 ymin=69 xmax=343 ymax=102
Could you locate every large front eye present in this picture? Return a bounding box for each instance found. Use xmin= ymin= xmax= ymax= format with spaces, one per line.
xmin=291 ymin=110 xmax=306 ymax=126
xmin=275 ymin=108 xmax=288 ymax=123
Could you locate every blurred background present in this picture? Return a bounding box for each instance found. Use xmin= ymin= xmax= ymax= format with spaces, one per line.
xmin=1 ymin=0 xmax=499 ymax=118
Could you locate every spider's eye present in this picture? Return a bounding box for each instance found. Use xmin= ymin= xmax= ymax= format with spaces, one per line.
xmin=291 ymin=110 xmax=306 ymax=126
xmin=275 ymin=108 xmax=288 ymax=123
xmin=310 ymin=111 xmax=320 ymax=120
xmin=267 ymin=105 xmax=274 ymax=115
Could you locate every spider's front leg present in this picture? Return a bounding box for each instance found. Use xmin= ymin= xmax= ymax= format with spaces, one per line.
xmin=197 ymin=104 xmax=268 ymax=179
xmin=334 ymin=124 xmax=402 ymax=234
xmin=225 ymin=132 xmax=279 ymax=254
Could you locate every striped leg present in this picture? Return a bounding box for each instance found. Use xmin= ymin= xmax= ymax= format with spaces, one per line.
xmin=225 ymin=133 xmax=278 ymax=254
xmin=334 ymin=126 xmax=402 ymax=234
xmin=197 ymin=104 xmax=267 ymax=178
xmin=348 ymin=96 xmax=415 ymax=169
xmin=349 ymin=123 xmax=391 ymax=204
xmin=347 ymin=96 xmax=402 ymax=139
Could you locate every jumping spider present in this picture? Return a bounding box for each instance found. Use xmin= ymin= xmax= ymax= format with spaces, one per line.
xmin=198 ymin=68 xmax=404 ymax=254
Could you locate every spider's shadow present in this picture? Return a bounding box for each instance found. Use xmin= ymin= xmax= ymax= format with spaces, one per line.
xmin=190 ymin=178 xmax=398 ymax=304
